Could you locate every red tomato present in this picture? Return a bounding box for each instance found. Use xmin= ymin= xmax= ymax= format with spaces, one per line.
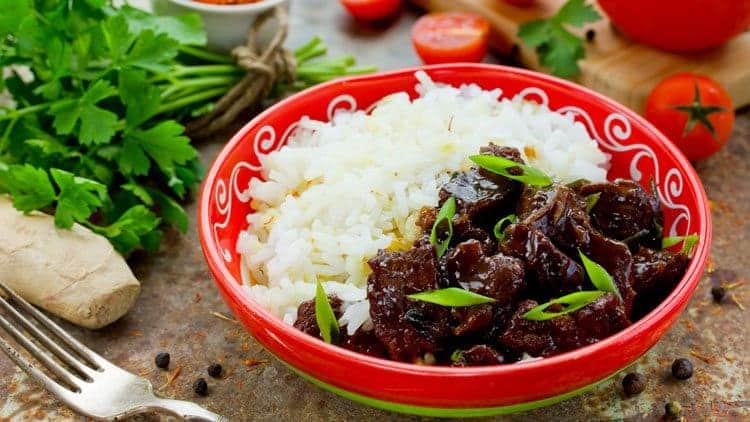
xmin=411 ymin=13 xmax=490 ymax=65
xmin=339 ymin=0 xmax=401 ymax=21
xmin=645 ymin=74 xmax=734 ymax=161
xmin=598 ymin=0 xmax=750 ymax=52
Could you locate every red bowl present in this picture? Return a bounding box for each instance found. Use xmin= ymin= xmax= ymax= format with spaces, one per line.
xmin=198 ymin=64 xmax=711 ymax=416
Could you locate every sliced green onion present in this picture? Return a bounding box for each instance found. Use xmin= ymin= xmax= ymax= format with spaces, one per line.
xmin=315 ymin=281 xmax=339 ymax=344
xmin=493 ymin=214 xmax=517 ymax=241
xmin=578 ymin=250 xmax=622 ymax=301
xmin=450 ymin=349 xmax=464 ymax=362
xmin=523 ymin=291 xmax=605 ymax=321
xmin=430 ymin=197 xmax=456 ymax=259
xmin=585 ymin=192 xmax=601 ymax=213
xmin=407 ymin=287 xmax=496 ymax=307
xmin=662 ymin=233 xmax=700 ymax=257
xmin=469 ymin=154 xmax=552 ymax=187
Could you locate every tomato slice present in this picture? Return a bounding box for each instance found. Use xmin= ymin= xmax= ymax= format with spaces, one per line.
xmin=411 ymin=13 xmax=490 ymax=65
xmin=339 ymin=0 xmax=402 ymax=21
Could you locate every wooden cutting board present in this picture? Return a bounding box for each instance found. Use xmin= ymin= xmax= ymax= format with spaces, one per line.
xmin=411 ymin=0 xmax=750 ymax=113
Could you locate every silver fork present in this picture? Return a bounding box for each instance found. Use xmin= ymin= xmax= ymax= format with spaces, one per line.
xmin=0 ymin=282 xmax=227 ymax=421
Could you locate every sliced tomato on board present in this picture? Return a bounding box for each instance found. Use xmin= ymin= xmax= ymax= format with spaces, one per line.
xmin=645 ymin=74 xmax=734 ymax=162
xmin=339 ymin=0 xmax=402 ymax=21
xmin=411 ymin=12 xmax=490 ymax=65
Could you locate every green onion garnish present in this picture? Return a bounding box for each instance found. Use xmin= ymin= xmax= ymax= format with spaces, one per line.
xmin=523 ymin=291 xmax=605 ymax=321
xmin=315 ymin=280 xmax=339 ymax=344
xmin=493 ymin=214 xmax=517 ymax=241
xmin=578 ymin=250 xmax=622 ymax=301
xmin=430 ymin=197 xmax=456 ymax=259
xmin=469 ymin=154 xmax=552 ymax=187
xmin=585 ymin=192 xmax=601 ymax=213
xmin=407 ymin=287 xmax=496 ymax=307
xmin=662 ymin=233 xmax=700 ymax=257
xmin=450 ymin=349 xmax=464 ymax=362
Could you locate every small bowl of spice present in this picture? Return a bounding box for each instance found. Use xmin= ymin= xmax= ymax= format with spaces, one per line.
xmin=151 ymin=0 xmax=291 ymax=52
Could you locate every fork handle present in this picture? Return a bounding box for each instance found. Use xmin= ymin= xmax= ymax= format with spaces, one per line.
xmin=148 ymin=398 xmax=229 ymax=421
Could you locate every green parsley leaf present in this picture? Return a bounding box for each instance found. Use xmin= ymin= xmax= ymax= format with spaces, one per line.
xmin=0 ymin=164 xmax=56 ymax=212
xmin=148 ymin=188 xmax=189 ymax=233
xmin=119 ymin=69 xmax=161 ymax=127
xmin=90 ymin=205 xmax=161 ymax=255
xmin=121 ymin=121 xmax=197 ymax=177
xmin=50 ymin=168 xmax=105 ymax=228
xmin=123 ymin=30 xmax=179 ymax=73
xmin=120 ymin=6 xmax=207 ymax=46
xmin=0 ymin=0 xmax=31 ymax=36
xmin=49 ymin=80 xmax=119 ymax=144
xmin=518 ymin=0 xmax=601 ymax=78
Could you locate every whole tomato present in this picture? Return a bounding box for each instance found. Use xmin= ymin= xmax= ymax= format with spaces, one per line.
xmin=411 ymin=13 xmax=490 ymax=64
xmin=339 ymin=0 xmax=402 ymax=21
xmin=645 ymin=73 xmax=734 ymax=161
xmin=598 ymin=0 xmax=750 ymax=52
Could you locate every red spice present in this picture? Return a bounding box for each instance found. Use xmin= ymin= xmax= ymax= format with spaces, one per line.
xmin=242 ymin=358 xmax=268 ymax=367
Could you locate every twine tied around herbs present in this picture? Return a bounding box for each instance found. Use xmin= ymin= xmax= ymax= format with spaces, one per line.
xmin=186 ymin=7 xmax=295 ymax=139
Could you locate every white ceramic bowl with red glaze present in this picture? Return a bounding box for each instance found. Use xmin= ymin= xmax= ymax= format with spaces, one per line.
xmin=198 ymin=64 xmax=711 ymax=417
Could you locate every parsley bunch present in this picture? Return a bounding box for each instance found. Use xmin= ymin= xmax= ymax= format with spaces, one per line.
xmin=518 ymin=0 xmax=601 ymax=78
xmin=0 ymin=1 xmax=372 ymax=255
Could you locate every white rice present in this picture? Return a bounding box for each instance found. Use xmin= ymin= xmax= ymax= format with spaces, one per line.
xmin=237 ymin=72 xmax=609 ymax=332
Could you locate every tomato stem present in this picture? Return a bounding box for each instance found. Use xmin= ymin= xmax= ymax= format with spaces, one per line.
xmin=672 ymin=81 xmax=726 ymax=139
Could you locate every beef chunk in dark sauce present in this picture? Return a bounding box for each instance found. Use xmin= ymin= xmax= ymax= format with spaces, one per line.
xmin=340 ymin=328 xmax=388 ymax=358
xmin=452 ymin=345 xmax=505 ymax=366
xmin=579 ymin=179 xmax=663 ymax=248
xmin=439 ymin=145 xmax=523 ymax=222
xmin=501 ymin=223 xmax=586 ymax=299
xmin=444 ymin=239 xmax=526 ymax=304
xmin=451 ymin=304 xmax=494 ymax=337
xmin=518 ymin=185 xmax=637 ymax=315
xmin=366 ymin=244 xmax=451 ymax=362
xmin=631 ymin=247 xmax=690 ymax=318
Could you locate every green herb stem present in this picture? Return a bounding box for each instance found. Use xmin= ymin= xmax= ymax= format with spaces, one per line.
xmin=160 ymin=76 xmax=239 ymax=99
xmin=0 ymin=103 xmax=53 ymax=122
xmin=178 ymin=45 xmax=234 ymax=64
xmin=156 ymin=87 xmax=228 ymax=116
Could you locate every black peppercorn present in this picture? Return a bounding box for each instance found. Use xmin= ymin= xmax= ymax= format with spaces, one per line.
xmin=193 ymin=377 xmax=208 ymax=396
xmin=585 ymin=29 xmax=596 ymax=42
xmin=671 ymin=358 xmax=693 ymax=380
xmin=622 ymin=372 xmax=646 ymax=396
xmin=711 ymin=285 xmax=725 ymax=303
xmin=207 ymin=363 xmax=223 ymax=378
xmin=154 ymin=352 xmax=170 ymax=369
xmin=664 ymin=400 xmax=682 ymax=419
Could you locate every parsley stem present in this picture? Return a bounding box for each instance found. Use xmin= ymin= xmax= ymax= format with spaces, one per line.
xmin=156 ymin=87 xmax=228 ymax=116
xmin=172 ymin=65 xmax=243 ymax=78
xmin=0 ymin=103 xmax=53 ymax=121
xmin=160 ymin=76 xmax=239 ymax=99
xmin=178 ymin=45 xmax=234 ymax=64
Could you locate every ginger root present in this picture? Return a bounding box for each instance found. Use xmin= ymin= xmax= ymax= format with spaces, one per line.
xmin=0 ymin=196 xmax=140 ymax=329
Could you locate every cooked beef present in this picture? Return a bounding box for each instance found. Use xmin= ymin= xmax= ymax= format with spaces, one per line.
xmin=452 ymin=345 xmax=505 ymax=366
xmin=573 ymin=292 xmax=631 ymax=341
xmin=501 ymin=223 xmax=586 ymax=299
xmin=444 ymin=239 xmax=526 ymax=304
xmin=519 ymin=185 xmax=637 ymax=315
xmin=451 ymin=304 xmax=494 ymax=337
xmin=579 ymin=179 xmax=663 ymax=247
xmin=439 ymin=145 xmax=523 ymax=221
xmin=293 ymin=296 xmax=343 ymax=338
xmin=631 ymin=247 xmax=690 ymax=318
xmin=366 ymin=244 xmax=451 ymax=362
xmin=340 ymin=328 xmax=388 ymax=358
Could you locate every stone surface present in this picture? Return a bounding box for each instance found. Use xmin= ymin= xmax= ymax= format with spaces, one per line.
xmin=1 ymin=1 xmax=748 ymax=420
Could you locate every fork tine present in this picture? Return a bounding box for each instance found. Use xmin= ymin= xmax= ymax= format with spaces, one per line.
xmin=0 ymin=282 xmax=107 ymax=370
xmin=0 ymin=312 xmax=83 ymax=391
xmin=0 ymin=294 xmax=95 ymax=381
xmin=0 ymin=334 xmax=77 ymax=402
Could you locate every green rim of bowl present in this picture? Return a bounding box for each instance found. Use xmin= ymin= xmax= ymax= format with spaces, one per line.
xmin=283 ymin=362 xmax=620 ymax=417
